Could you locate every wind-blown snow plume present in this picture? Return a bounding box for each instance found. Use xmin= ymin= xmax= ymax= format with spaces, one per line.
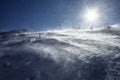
xmin=0 ymin=27 xmax=120 ymax=80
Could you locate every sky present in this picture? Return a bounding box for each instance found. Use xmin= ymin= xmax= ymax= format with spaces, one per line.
xmin=0 ymin=0 xmax=120 ymax=30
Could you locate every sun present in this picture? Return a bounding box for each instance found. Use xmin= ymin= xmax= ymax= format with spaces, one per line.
xmin=84 ymin=8 xmax=100 ymax=23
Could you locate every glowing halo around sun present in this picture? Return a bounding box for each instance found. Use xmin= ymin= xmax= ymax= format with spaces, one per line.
xmin=84 ymin=8 xmax=100 ymax=23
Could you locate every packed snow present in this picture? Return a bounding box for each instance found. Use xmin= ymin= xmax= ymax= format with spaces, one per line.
xmin=0 ymin=27 xmax=120 ymax=80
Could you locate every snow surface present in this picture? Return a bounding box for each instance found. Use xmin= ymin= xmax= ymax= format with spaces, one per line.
xmin=0 ymin=27 xmax=120 ymax=80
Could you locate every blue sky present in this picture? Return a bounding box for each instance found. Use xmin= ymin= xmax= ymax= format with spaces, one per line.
xmin=0 ymin=0 xmax=120 ymax=30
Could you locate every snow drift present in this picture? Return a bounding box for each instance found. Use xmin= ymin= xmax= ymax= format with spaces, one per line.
xmin=0 ymin=27 xmax=120 ymax=80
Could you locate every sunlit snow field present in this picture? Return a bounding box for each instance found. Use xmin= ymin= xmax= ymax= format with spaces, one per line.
xmin=0 ymin=27 xmax=120 ymax=80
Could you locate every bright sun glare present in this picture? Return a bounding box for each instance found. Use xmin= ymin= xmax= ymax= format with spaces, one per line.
xmin=84 ymin=8 xmax=100 ymax=23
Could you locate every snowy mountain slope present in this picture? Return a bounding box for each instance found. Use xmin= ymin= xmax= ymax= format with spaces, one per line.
xmin=0 ymin=27 xmax=120 ymax=80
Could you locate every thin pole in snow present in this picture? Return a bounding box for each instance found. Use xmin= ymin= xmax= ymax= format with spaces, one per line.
xmin=38 ymin=33 xmax=41 ymax=42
